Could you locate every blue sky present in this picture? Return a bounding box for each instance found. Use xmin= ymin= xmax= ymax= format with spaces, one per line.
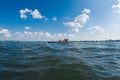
xmin=0 ymin=0 xmax=120 ymax=41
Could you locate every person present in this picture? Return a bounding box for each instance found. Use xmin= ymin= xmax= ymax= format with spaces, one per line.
xmin=58 ymin=38 xmax=68 ymax=43
xmin=58 ymin=39 xmax=61 ymax=42
xmin=48 ymin=38 xmax=68 ymax=43
xmin=64 ymin=38 xmax=68 ymax=43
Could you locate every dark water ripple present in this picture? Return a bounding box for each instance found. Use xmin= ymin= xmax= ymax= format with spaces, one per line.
xmin=0 ymin=41 xmax=120 ymax=80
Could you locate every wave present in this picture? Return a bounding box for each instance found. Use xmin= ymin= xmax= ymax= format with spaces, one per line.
xmin=0 ymin=41 xmax=120 ymax=80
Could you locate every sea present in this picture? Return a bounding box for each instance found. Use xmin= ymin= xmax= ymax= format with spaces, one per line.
xmin=0 ymin=41 xmax=120 ymax=80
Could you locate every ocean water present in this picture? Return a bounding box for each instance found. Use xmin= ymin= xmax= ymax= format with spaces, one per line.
xmin=0 ymin=41 xmax=120 ymax=80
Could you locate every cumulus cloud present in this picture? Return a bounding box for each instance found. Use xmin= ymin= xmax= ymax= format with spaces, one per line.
xmin=64 ymin=22 xmax=81 ymax=28
xmin=82 ymin=8 xmax=91 ymax=14
xmin=30 ymin=9 xmax=44 ymax=19
xmin=19 ymin=8 xmax=44 ymax=19
xmin=19 ymin=8 xmax=32 ymax=19
xmin=13 ymin=31 xmax=73 ymax=41
xmin=63 ymin=8 xmax=90 ymax=33
xmin=44 ymin=32 xmax=52 ymax=38
xmin=25 ymin=26 xmax=30 ymax=30
xmin=112 ymin=0 xmax=120 ymax=13
xmin=52 ymin=17 xmax=57 ymax=21
xmin=15 ymin=31 xmax=52 ymax=40
xmin=24 ymin=31 xmax=33 ymax=36
xmin=72 ymin=28 xmax=79 ymax=33
xmin=15 ymin=32 xmax=24 ymax=37
xmin=0 ymin=29 xmax=11 ymax=37
xmin=88 ymin=26 xmax=106 ymax=35
xmin=64 ymin=13 xmax=89 ymax=28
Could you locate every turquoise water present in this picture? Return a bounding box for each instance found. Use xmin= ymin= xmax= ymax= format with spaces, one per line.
xmin=0 ymin=41 xmax=120 ymax=80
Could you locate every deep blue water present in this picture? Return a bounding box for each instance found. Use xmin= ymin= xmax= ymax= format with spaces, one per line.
xmin=0 ymin=41 xmax=120 ymax=80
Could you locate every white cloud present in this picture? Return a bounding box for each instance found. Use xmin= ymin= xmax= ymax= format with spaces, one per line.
xmin=112 ymin=0 xmax=120 ymax=13
xmin=82 ymin=8 xmax=91 ymax=14
xmin=88 ymin=26 xmax=106 ymax=35
xmin=24 ymin=31 xmax=33 ymax=36
xmin=64 ymin=13 xmax=89 ymax=28
xmin=14 ymin=31 xmax=52 ymax=40
xmin=44 ymin=32 xmax=52 ymax=38
xmin=30 ymin=9 xmax=44 ymax=19
xmin=52 ymin=17 xmax=57 ymax=21
xmin=0 ymin=29 xmax=113 ymax=41
xmin=15 ymin=32 xmax=24 ymax=37
xmin=13 ymin=31 xmax=75 ymax=41
xmin=19 ymin=8 xmax=44 ymax=19
xmin=57 ymin=33 xmax=63 ymax=38
xmin=74 ymin=14 xmax=89 ymax=26
xmin=0 ymin=29 xmax=11 ymax=37
xmin=19 ymin=8 xmax=32 ymax=19
xmin=63 ymin=8 xmax=90 ymax=33
xmin=72 ymin=28 xmax=79 ymax=33
xmin=25 ymin=26 xmax=30 ymax=30
xmin=63 ymin=22 xmax=81 ymax=28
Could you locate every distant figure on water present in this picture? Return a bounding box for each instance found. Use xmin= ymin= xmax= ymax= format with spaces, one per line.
xmin=48 ymin=38 xmax=68 ymax=43
xmin=58 ymin=38 xmax=68 ymax=43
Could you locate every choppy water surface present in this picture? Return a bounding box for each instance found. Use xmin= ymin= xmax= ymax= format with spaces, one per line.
xmin=0 ymin=41 xmax=120 ymax=80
